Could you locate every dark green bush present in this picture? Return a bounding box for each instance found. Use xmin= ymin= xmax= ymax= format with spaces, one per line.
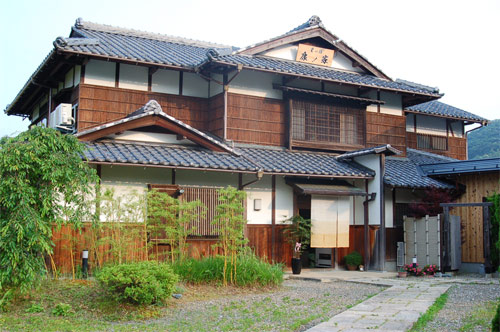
xmin=96 ymin=261 xmax=178 ymax=305
xmin=344 ymin=251 xmax=363 ymax=266
xmin=172 ymin=251 xmax=283 ymax=287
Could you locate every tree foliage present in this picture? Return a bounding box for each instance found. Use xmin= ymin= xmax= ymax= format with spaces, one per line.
xmin=0 ymin=127 xmax=98 ymax=294
xmin=147 ymin=189 xmax=205 ymax=262
xmin=468 ymin=119 xmax=500 ymax=160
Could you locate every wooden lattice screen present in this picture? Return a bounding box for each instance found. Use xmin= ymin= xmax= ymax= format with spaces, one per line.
xmin=149 ymin=184 xmax=223 ymax=237
xmin=291 ymin=99 xmax=365 ymax=147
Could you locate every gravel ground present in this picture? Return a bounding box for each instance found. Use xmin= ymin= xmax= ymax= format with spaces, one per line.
xmin=127 ymin=279 xmax=385 ymax=332
xmin=425 ymin=279 xmax=500 ymax=332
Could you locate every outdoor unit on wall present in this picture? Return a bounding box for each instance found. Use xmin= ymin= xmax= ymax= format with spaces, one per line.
xmin=49 ymin=103 xmax=73 ymax=129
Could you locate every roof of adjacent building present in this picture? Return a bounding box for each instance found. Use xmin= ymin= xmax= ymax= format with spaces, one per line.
xmin=384 ymin=149 xmax=455 ymax=189
xmin=406 ymin=100 xmax=488 ymax=124
xmin=420 ymin=158 xmax=500 ymax=176
xmin=83 ymin=142 xmax=375 ymax=178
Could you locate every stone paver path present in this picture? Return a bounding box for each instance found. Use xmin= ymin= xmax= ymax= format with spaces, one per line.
xmin=306 ymin=280 xmax=449 ymax=331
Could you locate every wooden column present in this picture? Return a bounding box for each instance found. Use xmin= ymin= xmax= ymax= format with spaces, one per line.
xmin=364 ymin=179 xmax=370 ymax=269
xmin=379 ymin=154 xmax=386 ymax=271
xmin=223 ymin=74 xmax=228 ymax=140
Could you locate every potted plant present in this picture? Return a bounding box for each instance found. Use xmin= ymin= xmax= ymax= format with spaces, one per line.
xmin=344 ymin=251 xmax=362 ymax=271
xmin=282 ymin=215 xmax=311 ymax=275
xmin=398 ymin=267 xmax=408 ymax=278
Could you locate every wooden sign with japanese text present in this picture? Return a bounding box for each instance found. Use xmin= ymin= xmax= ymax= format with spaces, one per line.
xmin=295 ymin=44 xmax=335 ymax=67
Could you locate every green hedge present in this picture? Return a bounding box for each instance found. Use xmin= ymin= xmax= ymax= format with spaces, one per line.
xmin=96 ymin=261 xmax=178 ymax=305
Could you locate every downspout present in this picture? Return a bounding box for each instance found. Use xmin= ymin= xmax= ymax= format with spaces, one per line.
xmin=465 ymin=122 xmax=485 ymax=160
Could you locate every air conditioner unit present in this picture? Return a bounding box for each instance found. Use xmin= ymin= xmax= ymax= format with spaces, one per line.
xmin=49 ymin=103 xmax=73 ymax=129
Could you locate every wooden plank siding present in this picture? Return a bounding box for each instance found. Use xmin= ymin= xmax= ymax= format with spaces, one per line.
xmin=227 ymin=93 xmax=286 ymax=146
xmin=406 ymin=132 xmax=467 ymax=160
xmin=366 ymin=112 xmax=407 ymax=156
xmin=453 ymin=172 xmax=500 ymax=263
xmin=77 ymin=84 xmax=210 ymax=132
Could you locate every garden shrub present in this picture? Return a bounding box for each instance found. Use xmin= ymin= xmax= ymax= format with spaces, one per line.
xmin=96 ymin=261 xmax=178 ymax=305
xmin=52 ymin=303 xmax=72 ymax=316
xmin=172 ymin=251 xmax=283 ymax=287
xmin=344 ymin=251 xmax=362 ymax=267
xmin=493 ymin=301 xmax=500 ymax=332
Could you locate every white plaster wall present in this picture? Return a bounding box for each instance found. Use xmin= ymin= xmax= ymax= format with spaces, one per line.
xmin=416 ymin=114 xmax=447 ymax=136
xmin=354 ymin=155 xmax=381 ymax=225
xmin=85 ymin=59 xmax=116 ymax=87
xmin=176 ymin=169 xmax=238 ymax=187
xmin=275 ymin=176 xmax=293 ymax=224
xmin=119 ymin=64 xmax=148 ymax=91
xmin=228 ymin=70 xmax=282 ymax=100
xmin=352 ymin=179 xmax=366 ymax=225
xmin=331 ymin=52 xmax=365 ymax=73
xmin=288 ymin=78 xmax=322 ymax=91
xmin=74 ymin=65 xmax=81 ymax=86
xmin=65 ymin=68 xmax=74 ymax=88
xmin=406 ymin=114 xmax=415 ymax=132
xmin=450 ymin=121 xmax=463 ymax=137
xmin=379 ymin=92 xmax=402 ymax=116
xmin=183 ymin=72 xmax=209 ymax=98
xmin=152 ymin=69 xmax=179 ymax=94
xmin=244 ymin=175 xmax=293 ymax=225
xmin=385 ymin=188 xmax=394 ymax=228
xmin=262 ymin=44 xmax=365 ymax=73
xmin=324 ymin=83 xmax=358 ymax=96
xmin=209 ymin=73 xmax=223 ymax=97
xmin=364 ymin=90 xmax=378 ymax=113
xmin=245 ymin=175 xmax=272 ymax=225
xmin=107 ymin=131 xmax=195 ymax=145
xmin=262 ymin=45 xmax=297 ymax=61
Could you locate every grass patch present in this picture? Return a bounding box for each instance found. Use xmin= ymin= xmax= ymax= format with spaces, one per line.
xmin=459 ymin=299 xmax=499 ymax=332
xmin=172 ymin=252 xmax=284 ymax=287
xmin=410 ymin=292 xmax=448 ymax=331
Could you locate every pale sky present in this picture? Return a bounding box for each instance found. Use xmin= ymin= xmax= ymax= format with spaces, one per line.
xmin=1 ymin=0 xmax=499 ymax=137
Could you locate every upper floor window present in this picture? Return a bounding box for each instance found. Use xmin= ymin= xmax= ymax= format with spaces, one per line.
xmin=291 ymin=99 xmax=365 ymax=149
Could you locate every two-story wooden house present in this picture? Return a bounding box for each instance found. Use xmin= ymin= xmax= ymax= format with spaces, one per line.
xmin=5 ymin=16 xmax=489 ymax=271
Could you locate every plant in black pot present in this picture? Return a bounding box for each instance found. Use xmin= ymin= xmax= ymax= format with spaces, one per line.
xmin=282 ymin=215 xmax=311 ymax=275
xmin=344 ymin=251 xmax=362 ymax=271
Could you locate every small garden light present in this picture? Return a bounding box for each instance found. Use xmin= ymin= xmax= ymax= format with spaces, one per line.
xmin=82 ymin=249 xmax=89 ymax=279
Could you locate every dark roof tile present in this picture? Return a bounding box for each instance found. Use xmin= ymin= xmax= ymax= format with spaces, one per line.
xmin=406 ymin=100 xmax=488 ymax=123
xmin=384 ymin=149 xmax=455 ymax=189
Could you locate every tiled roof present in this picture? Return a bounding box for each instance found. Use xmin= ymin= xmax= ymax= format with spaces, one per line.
xmin=406 ymin=100 xmax=488 ymax=123
xmin=239 ymin=147 xmax=375 ymax=177
xmin=54 ymin=18 xmax=235 ymax=68
xmin=337 ymin=144 xmax=401 ymax=161
xmin=84 ymin=142 xmax=258 ymax=171
xmin=76 ymin=100 xmax=237 ymax=154
xmin=212 ymin=54 xmax=442 ymax=97
xmin=384 ymin=149 xmax=455 ymax=189
xmin=83 ymin=142 xmax=374 ymax=178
